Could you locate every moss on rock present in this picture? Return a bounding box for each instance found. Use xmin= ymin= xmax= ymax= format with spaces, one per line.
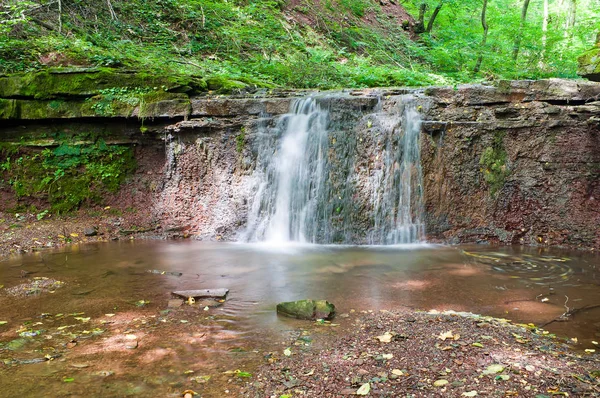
xmin=0 ymin=68 xmax=207 ymax=99
xmin=276 ymin=299 xmax=336 ymax=320
xmin=206 ymin=76 xmax=248 ymax=93
xmin=578 ymin=47 xmax=600 ymax=82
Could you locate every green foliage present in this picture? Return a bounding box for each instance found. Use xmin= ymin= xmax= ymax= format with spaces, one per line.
xmin=87 ymin=87 xmax=153 ymax=116
xmin=236 ymin=130 xmax=246 ymax=153
xmin=479 ymin=132 xmax=509 ymax=196
xmin=0 ymin=0 xmax=598 ymax=88
xmin=0 ymin=134 xmax=136 ymax=213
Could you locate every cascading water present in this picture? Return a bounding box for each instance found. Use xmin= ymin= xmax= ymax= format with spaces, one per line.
xmin=241 ymin=95 xmax=425 ymax=245
xmin=368 ymin=98 xmax=425 ymax=244
xmin=242 ymin=98 xmax=329 ymax=243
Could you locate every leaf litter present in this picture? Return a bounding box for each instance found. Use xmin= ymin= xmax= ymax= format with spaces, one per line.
xmin=241 ymin=309 xmax=600 ymax=397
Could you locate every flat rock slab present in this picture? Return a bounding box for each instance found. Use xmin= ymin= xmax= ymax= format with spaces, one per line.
xmin=172 ymin=289 xmax=229 ymax=299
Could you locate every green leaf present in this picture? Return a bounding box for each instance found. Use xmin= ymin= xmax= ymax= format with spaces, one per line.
xmin=483 ymin=364 xmax=505 ymax=375
xmin=63 ymin=377 xmax=75 ymax=383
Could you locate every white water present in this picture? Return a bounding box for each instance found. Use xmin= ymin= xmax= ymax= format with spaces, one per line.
xmin=242 ymin=98 xmax=329 ymax=243
xmin=368 ymin=98 xmax=425 ymax=244
xmin=241 ymin=95 xmax=425 ymax=245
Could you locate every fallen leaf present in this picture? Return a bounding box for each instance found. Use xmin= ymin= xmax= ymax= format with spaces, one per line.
xmin=585 ymin=349 xmax=595 ymax=353
xmin=190 ymin=375 xmax=210 ymax=384
xmin=70 ymin=233 xmax=79 ymax=238
xmin=105 ymin=314 xmax=115 ymax=317
xmin=483 ymin=364 xmax=505 ymax=375
xmin=0 ymin=321 xmax=7 ymax=326
xmin=63 ymin=377 xmax=75 ymax=383
xmin=381 ymin=353 xmax=393 ymax=359
xmin=356 ymin=383 xmax=370 ymax=395
xmin=439 ymin=330 xmax=455 ymax=341
xmin=541 ymin=297 xmax=549 ymax=302
xmin=284 ymin=348 xmax=291 ymax=356
xmin=375 ymin=332 xmax=393 ymax=343
xmin=74 ymin=317 xmax=90 ymax=323
xmin=433 ymin=379 xmax=448 ymax=387
xmin=462 ymin=391 xmax=478 ymax=397
xmin=495 ymin=375 xmax=510 ymax=381
xmin=391 ymin=369 xmax=404 ymax=376
xmin=472 ymin=342 xmax=484 ymax=348
xmin=592 ymin=341 xmax=598 ymax=345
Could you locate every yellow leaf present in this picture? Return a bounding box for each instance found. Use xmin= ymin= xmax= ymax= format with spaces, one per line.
xmin=356 ymin=383 xmax=370 ymax=395
xmin=375 ymin=332 xmax=393 ymax=343
xmin=438 ymin=330 xmax=454 ymax=341
xmin=70 ymin=233 xmax=79 ymax=237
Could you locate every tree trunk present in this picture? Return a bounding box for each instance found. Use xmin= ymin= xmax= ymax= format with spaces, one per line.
xmin=58 ymin=0 xmax=62 ymax=33
xmin=512 ymin=0 xmax=531 ymax=62
xmin=425 ymin=2 xmax=444 ymax=33
xmin=539 ymin=0 xmax=548 ymax=67
xmin=415 ymin=3 xmax=426 ymax=33
xmin=106 ymin=0 xmax=118 ymax=20
xmin=474 ymin=0 xmax=489 ymax=73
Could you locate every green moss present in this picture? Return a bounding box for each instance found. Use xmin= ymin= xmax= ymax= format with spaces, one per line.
xmin=138 ymin=92 xmax=190 ymax=118
xmin=577 ymin=47 xmax=600 ymax=80
xmin=0 ymin=69 xmax=207 ymax=99
xmin=235 ymin=130 xmax=246 ymax=153
xmin=0 ymin=99 xmax=17 ymax=119
xmin=0 ymin=134 xmax=136 ymax=214
xmin=479 ymin=132 xmax=509 ymax=197
xmin=206 ymin=76 xmax=247 ymax=93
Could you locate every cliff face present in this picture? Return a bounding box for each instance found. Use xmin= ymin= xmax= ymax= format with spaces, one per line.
xmin=1 ymin=74 xmax=599 ymax=248
xmin=421 ymin=80 xmax=600 ymax=248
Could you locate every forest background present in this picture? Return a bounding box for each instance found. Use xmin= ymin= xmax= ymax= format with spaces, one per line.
xmin=1 ymin=0 xmax=599 ymax=89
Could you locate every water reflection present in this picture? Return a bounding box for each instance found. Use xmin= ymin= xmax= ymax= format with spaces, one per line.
xmin=1 ymin=241 xmax=599 ymax=343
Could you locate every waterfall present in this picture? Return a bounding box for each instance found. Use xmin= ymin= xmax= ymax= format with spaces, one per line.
xmin=241 ymin=95 xmax=425 ymax=245
xmin=242 ymin=98 xmax=329 ymax=243
xmin=368 ymin=99 xmax=425 ymax=244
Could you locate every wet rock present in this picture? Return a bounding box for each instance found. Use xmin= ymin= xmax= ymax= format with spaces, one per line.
xmin=276 ymin=300 xmax=336 ymax=321
xmin=168 ymin=299 xmax=184 ymax=308
xmin=83 ymin=227 xmax=98 ymax=236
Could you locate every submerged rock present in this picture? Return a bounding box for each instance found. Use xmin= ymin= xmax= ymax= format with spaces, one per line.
xmin=276 ymin=300 xmax=336 ymax=320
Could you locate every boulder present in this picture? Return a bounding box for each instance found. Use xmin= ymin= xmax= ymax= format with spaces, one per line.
xmin=578 ymin=35 xmax=600 ymax=82
xmin=276 ymin=299 xmax=336 ymax=321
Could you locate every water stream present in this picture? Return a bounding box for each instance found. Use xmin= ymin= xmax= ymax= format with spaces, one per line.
xmin=242 ymin=95 xmax=425 ymax=244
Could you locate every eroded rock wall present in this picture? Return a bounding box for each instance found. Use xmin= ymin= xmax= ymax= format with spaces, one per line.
xmin=420 ymin=79 xmax=600 ymax=248
xmin=1 ymin=76 xmax=598 ymax=248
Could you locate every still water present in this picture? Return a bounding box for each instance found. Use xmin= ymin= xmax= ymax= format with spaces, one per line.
xmin=0 ymin=241 xmax=598 ymax=396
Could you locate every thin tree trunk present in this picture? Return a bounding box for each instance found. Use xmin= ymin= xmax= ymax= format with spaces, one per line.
xmin=539 ymin=0 xmax=548 ymax=67
xmin=106 ymin=0 xmax=118 ymax=20
xmin=425 ymin=2 xmax=444 ymax=33
xmin=474 ymin=0 xmax=489 ymax=73
xmin=415 ymin=3 xmax=427 ymax=33
xmin=512 ymin=0 xmax=531 ymax=62
xmin=57 ymin=0 xmax=62 ymax=33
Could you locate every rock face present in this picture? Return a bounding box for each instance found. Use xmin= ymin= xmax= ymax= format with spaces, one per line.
xmin=421 ymin=79 xmax=600 ymax=248
xmin=578 ymin=34 xmax=600 ymax=82
xmin=1 ymin=73 xmax=599 ymax=249
xmin=276 ymin=300 xmax=336 ymax=320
